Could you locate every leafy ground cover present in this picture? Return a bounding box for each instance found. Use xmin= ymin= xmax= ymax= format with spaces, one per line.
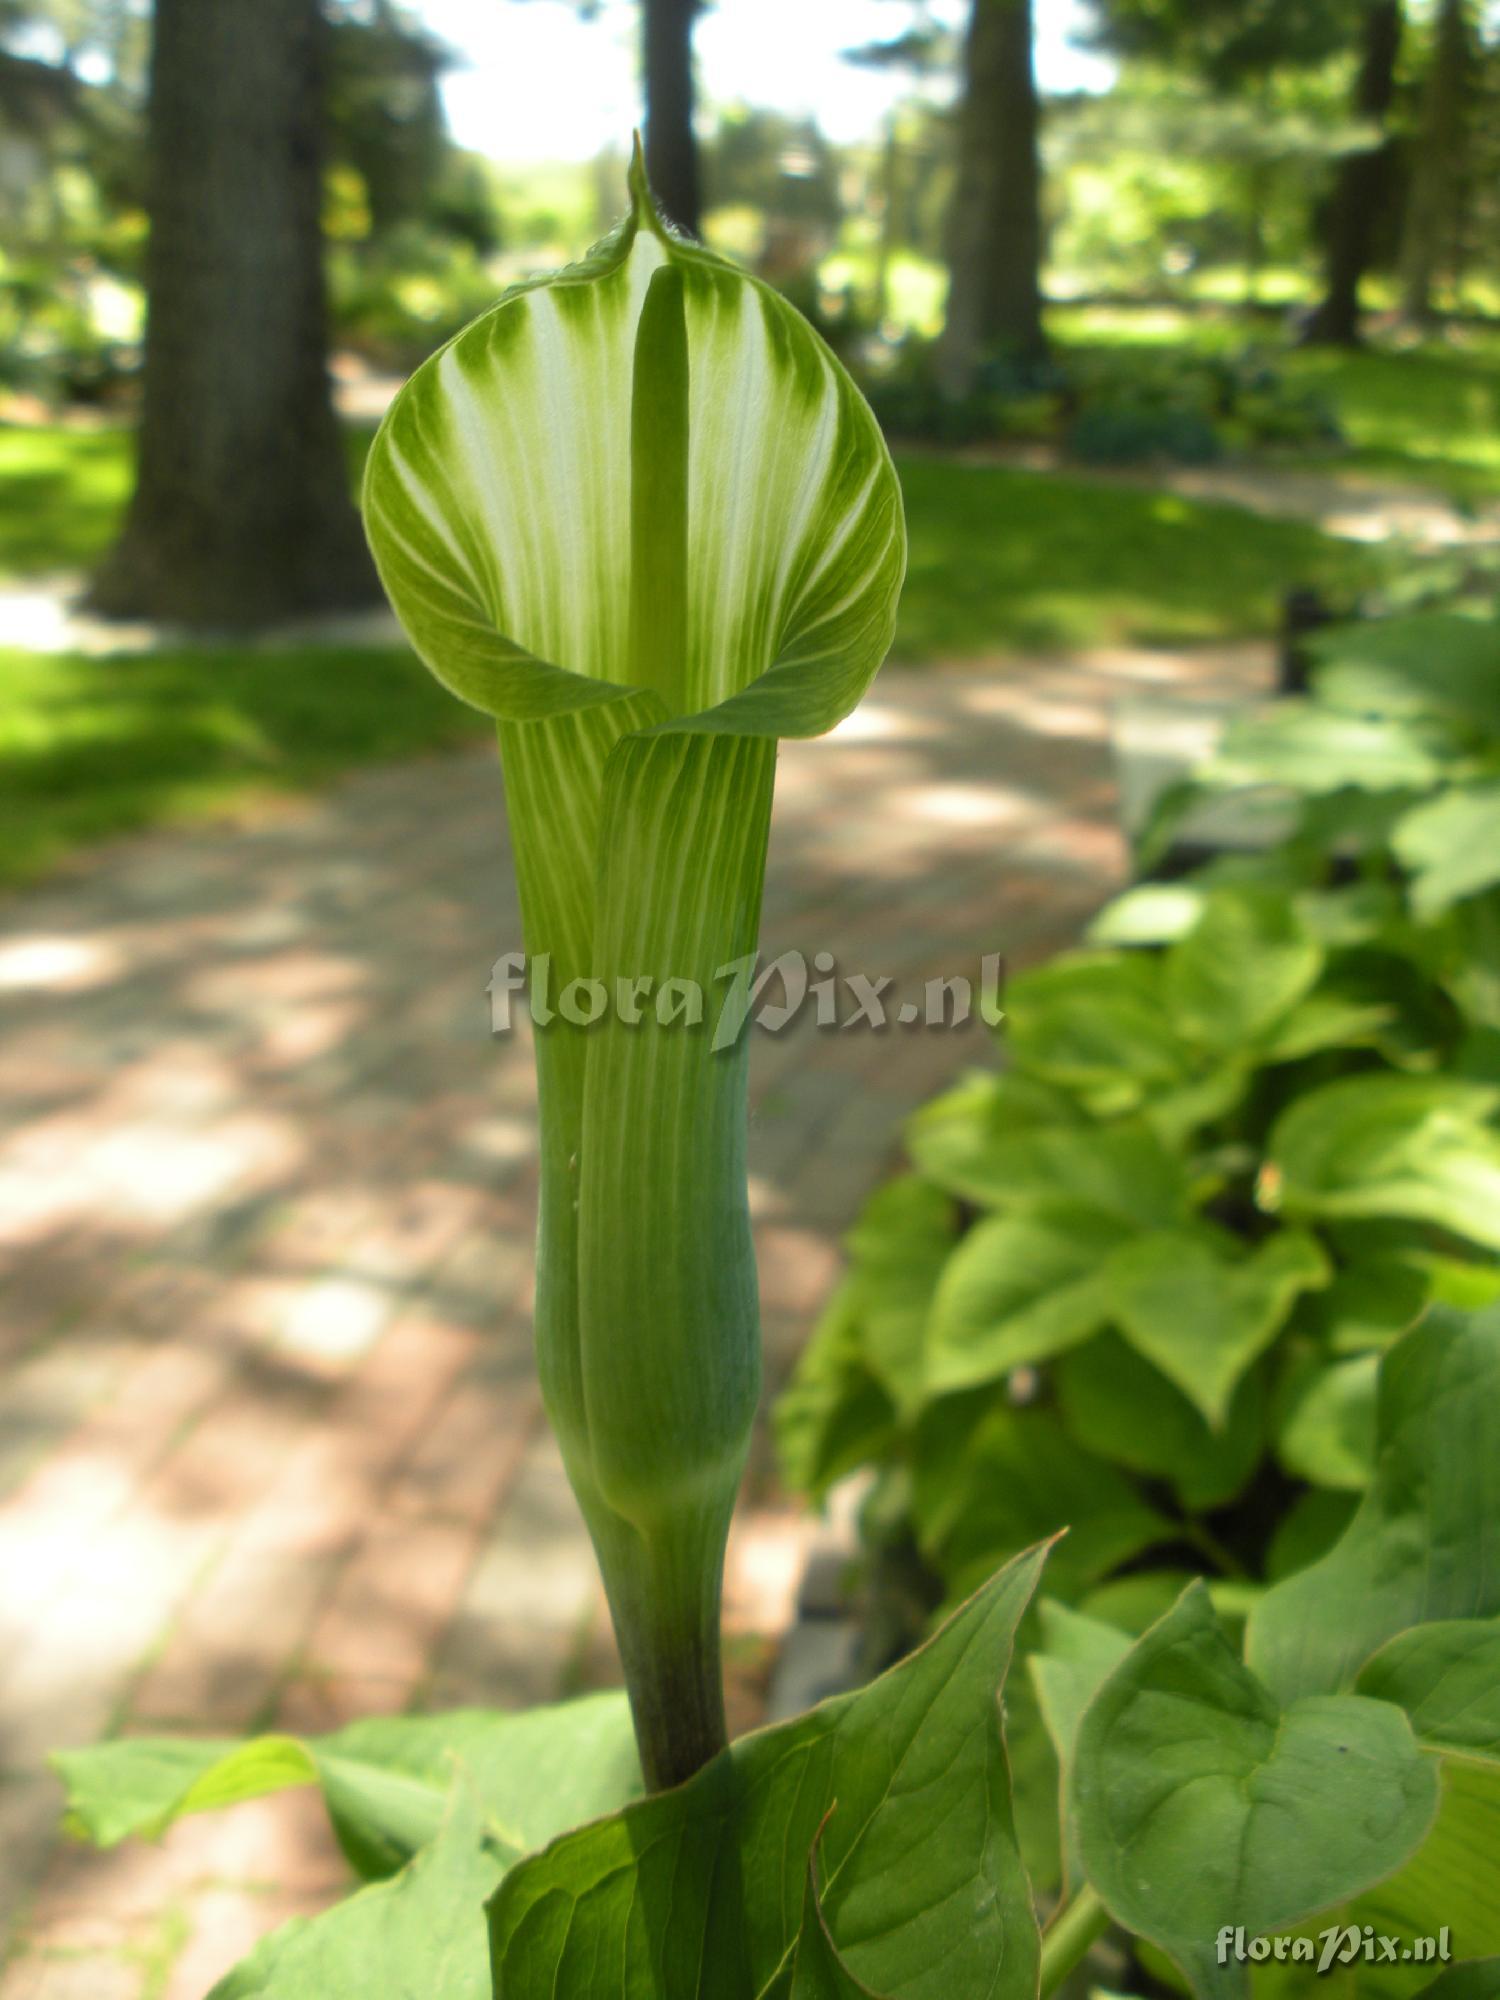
xmin=776 ymin=604 xmax=1500 ymax=1921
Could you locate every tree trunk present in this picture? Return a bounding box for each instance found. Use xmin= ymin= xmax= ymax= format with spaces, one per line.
xmin=937 ymin=0 xmax=1046 ymax=397
xmin=89 ymin=0 xmax=375 ymax=626
xmin=642 ymin=0 xmax=700 ymax=238
xmin=1301 ymin=0 xmax=1402 ymax=348
xmin=1399 ymin=0 xmax=1469 ymax=324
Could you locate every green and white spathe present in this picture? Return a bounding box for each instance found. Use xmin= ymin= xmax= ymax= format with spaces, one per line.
xmin=363 ymin=147 xmax=905 ymax=1789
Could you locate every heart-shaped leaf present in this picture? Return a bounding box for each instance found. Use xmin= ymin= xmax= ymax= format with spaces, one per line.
xmin=1003 ymin=954 xmax=1191 ymax=1112
xmin=924 ymin=1203 xmax=1133 ymax=1397
xmin=1358 ymin=1619 xmax=1500 ymax=1760
xmin=910 ymin=1105 xmax=1191 ymax=1229
xmin=1247 ymin=1303 xmax=1500 ymax=1703
xmin=1072 ymin=1585 xmax=1440 ymax=2000
xmin=1105 ymin=1227 xmax=1330 ymax=1428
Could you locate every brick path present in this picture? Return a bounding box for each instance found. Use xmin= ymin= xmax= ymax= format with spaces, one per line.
xmin=0 ymin=645 xmax=1269 ymax=1998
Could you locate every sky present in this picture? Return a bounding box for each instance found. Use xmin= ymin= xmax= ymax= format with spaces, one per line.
xmin=414 ymin=0 xmax=1116 ymax=164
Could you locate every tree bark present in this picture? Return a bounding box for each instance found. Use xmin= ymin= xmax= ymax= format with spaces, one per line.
xmin=642 ymin=0 xmax=700 ymax=238
xmin=937 ymin=0 xmax=1046 ymax=397
xmin=1399 ymin=0 xmax=1469 ymax=324
xmin=89 ymin=0 xmax=375 ymax=626
xmin=1301 ymin=0 xmax=1403 ymax=348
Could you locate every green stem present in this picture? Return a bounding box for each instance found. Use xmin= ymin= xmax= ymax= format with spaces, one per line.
xmin=1039 ymin=1885 xmax=1111 ymax=1999
xmin=590 ymin=1500 xmax=733 ymax=1793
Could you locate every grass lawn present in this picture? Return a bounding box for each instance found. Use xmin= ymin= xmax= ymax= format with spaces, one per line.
xmin=0 ymin=642 xmax=490 ymax=889
xmin=0 ymin=419 xmax=1370 ymax=889
xmin=891 ymin=454 xmax=1367 ymax=659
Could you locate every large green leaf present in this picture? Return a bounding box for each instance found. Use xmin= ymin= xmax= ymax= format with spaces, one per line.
xmin=1265 ymin=1074 xmax=1500 ymax=1252
xmin=1105 ymin=1227 xmax=1330 ymax=1429
xmin=1164 ymin=888 xmax=1323 ymax=1052
xmin=487 ymin=1548 xmax=1048 ymax=1999
xmin=1309 ymin=615 xmax=1500 ymax=736
xmin=1029 ymin=1601 xmax=1132 ymax=1889
xmin=1203 ymin=704 xmax=1450 ymax=795
xmin=911 ymin=1403 xmax=1173 ymax=1602
xmin=923 ymin=1203 xmax=1132 ymax=1397
xmin=1272 ymin=1623 xmax=1500 ymax=1994
xmin=53 ymin=1695 xmax=641 ymax=1882
xmin=1055 ymin=1331 xmax=1265 ymax=1511
xmin=1072 ymin=1586 xmax=1440 ymax=2000
xmin=1247 ymin=1304 xmax=1500 ymax=1703
xmin=208 ymin=1785 xmax=501 ymax=2000
xmin=1357 ymin=1619 xmax=1500 ymax=1761
xmin=903 ymin=1071 xmax=1084 ymax=1206
xmin=1274 ymin=1353 xmax=1379 ymax=1491
xmin=1003 ymin=955 xmax=1192 ymax=1114
xmin=909 ymin=1096 xmax=1189 ymax=1228
xmin=1394 ymin=784 xmax=1500 ymax=921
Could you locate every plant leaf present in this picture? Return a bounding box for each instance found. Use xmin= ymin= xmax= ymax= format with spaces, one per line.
xmin=1203 ymin=703 xmax=1450 ymax=795
xmin=1163 ymin=887 xmax=1323 ymax=1051
xmin=911 ymin=1404 xmax=1173 ymax=1602
xmin=1105 ymin=1227 xmax=1330 ymax=1429
xmin=1003 ymin=953 xmax=1190 ymax=1112
xmin=53 ymin=1695 xmax=640 ymax=1881
xmin=1247 ymin=1304 xmax=1500 ymax=1703
xmin=787 ymin=1820 xmax=893 ymax=1999
xmin=1274 ymin=1353 xmax=1379 ymax=1492
xmin=1265 ymin=1074 xmax=1500 ymax=1251
xmin=1357 ymin=1619 xmax=1500 ymax=1762
xmin=903 ymin=1071 xmax=1085 ymax=1206
xmin=841 ymin=1177 xmax=957 ymax=1416
xmin=487 ymin=1548 xmax=1048 ymax=2000
xmin=208 ymin=1782 xmax=501 ymax=1999
xmin=924 ymin=1203 xmax=1133 ymax=1397
xmin=1072 ymin=1585 xmax=1440 ymax=2000
xmin=1055 ymin=1331 xmax=1265 ymax=1510
xmin=1309 ymin=614 xmax=1500 ymax=735
xmin=1394 ymin=784 xmax=1500 ymax=921
xmin=1029 ymin=1601 xmax=1133 ymax=1889
xmin=775 ymin=1278 xmax=900 ymax=1502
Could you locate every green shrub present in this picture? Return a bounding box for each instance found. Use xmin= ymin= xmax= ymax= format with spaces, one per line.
xmin=778 ymin=608 xmax=1500 ymax=1680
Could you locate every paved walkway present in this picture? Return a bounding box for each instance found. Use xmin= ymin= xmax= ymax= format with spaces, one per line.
xmin=0 ymin=643 xmax=1271 ymax=2000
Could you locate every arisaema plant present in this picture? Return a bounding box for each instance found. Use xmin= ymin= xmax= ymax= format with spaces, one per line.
xmin=362 ymin=141 xmax=906 ymax=1792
